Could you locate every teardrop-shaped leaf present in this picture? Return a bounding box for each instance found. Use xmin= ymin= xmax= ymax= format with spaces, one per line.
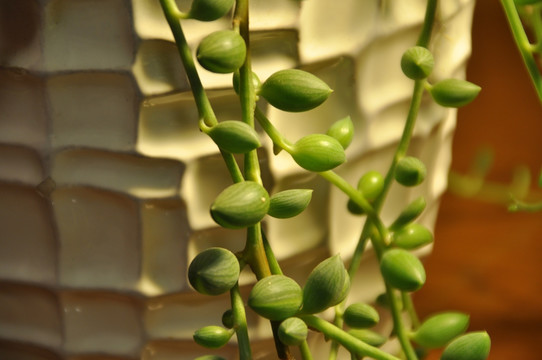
xmin=357 ymin=170 xmax=384 ymax=201
xmin=291 ymin=134 xmax=346 ymax=172
xmin=441 ymin=331 xmax=491 ymax=360
xmin=343 ymin=303 xmax=380 ymax=329
xmin=326 ymin=116 xmax=354 ymax=149
xmin=268 ymin=189 xmax=313 ymax=218
xmin=430 ymin=79 xmax=481 ymax=108
xmin=211 ymin=181 xmax=270 ymax=229
xmin=208 ymin=121 xmax=261 ymax=153
xmin=401 ymin=46 xmax=434 ymax=80
xmin=248 ymin=275 xmax=303 ymax=321
xmin=260 ymin=69 xmax=332 ymax=112
xmin=395 ymin=156 xmax=427 ymax=187
xmin=380 ymin=248 xmax=426 ymax=292
xmin=193 ymin=325 xmax=234 ymax=349
xmin=188 ymin=0 xmax=235 ymax=21
xmin=389 ymin=196 xmax=426 ymax=231
xmin=302 ymin=254 xmax=350 ymax=314
xmin=413 ymin=312 xmax=470 ymax=348
xmin=392 ymin=223 xmax=433 ymax=250
xmin=278 ymin=317 xmax=308 ymax=346
xmin=197 ymin=30 xmax=246 ymax=73
xmin=188 ymin=247 xmax=240 ymax=295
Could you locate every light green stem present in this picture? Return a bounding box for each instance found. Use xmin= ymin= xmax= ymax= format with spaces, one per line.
xmin=231 ymin=283 xmax=252 ymax=360
xmin=299 ymin=315 xmax=401 ymax=360
xmin=402 ymin=292 xmax=421 ymax=329
xmin=299 ymin=340 xmax=314 ymax=360
xmin=255 ymin=107 xmax=294 ymax=151
xmin=501 ymin=0 xmax=542 ymax=103
xmin=158 ymin=0 xmax=243 ymax=183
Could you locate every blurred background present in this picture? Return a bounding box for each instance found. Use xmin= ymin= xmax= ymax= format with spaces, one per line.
xmin=418 ymin=1 xmax=542 ymax=358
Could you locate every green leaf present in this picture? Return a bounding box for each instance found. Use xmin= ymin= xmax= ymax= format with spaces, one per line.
xmin=401 ymin=46 xmax=434 ymax=80
xmin=343 ymin=303 xmax=380 ymax=328
xmin=188 ymin=247 xmax=240 ymax=296
xmin=357 ymin=170 xmax=384 ymax=201
xmin=392 ymin=223 xmax=433 ymax=250
xmin=441 ymin=331 xmax=491 ymax=360
xmin=380 ymin=249 xmax=426 ymax=292
xmin=389 ymin=196 xmax=426 ymax=231
xmin=188 ymin=0 xmax=235 ymax=21
xmin=291 ymin=134 xmax=346 ymax=172
xmin=413 ymin=312 xmax=470 ymax=348
xmin=193 ymin=325 xmax=233 ymax=349
xmin=197 ymin=30 xmax=246 ymax=73
xmin=259 ymin=69 xmax=332 ymax=112
xmin=395 ymin=156 xmax=427 ymax=187
xmin=302 ymin=255 xmax=350 ymax=314
xmin=326 ymin=116 xmax=354 ymax=149
xmin=210 ymin=181 xmax=270 ymax=229
xmin=207 ymin=121 xmax=261 ymax=153
xmin=248 ymin=275 xmax=303 ymax=321
xmin=268 ymin=189 xmax=313 ymax=218
xmin=278 ymin=317 xmax=308 ymax=346
xmin=430 ymin=79 xmax=481 ymax=108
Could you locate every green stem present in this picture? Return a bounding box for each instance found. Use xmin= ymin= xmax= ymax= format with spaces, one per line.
xmin=502 ymin=0 xmax=542 ymax=103
xmin=385 ymin=286 xmax=418 ymax=360
xmin=255 ymin=107 xmax=294 ymax=151
xmin=416 ymin=0 xmax=437 ymax=47
xmin=299 ymin=315 xmax=401 ymax=360
xmin=401 ymin=292 xmax=421 ymax=329
xmin=531 ymin=4 xmax=542 ymax=50
xmin=262 ymin=230 xmax=283 ymax=275
xmin=159 ymin=0 xmax=216 ymax=126
xmin=159 ymin=0 xmax=244 ymax=183
xmin=231 ymin=283 xmax=252 ymax=360
xmin=300 ymin=340 xmax=314 ymax=360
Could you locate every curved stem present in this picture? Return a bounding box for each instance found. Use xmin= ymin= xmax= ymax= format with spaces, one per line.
xmin=255 ymin=107 xmax=295 ymax=152
xmin=385 ymin=286 xmax=418 ymax=360
xmin=231 ymin=283 xmax=252 ymax=360
xmin=502 ymin=0 xmax=542 ymax=103
xmin=417 ymin=0 xmax=437 ymax=47
xmin=299 ymin=315 xmax=401 ymax=360
xmin=299 ymin=340 xmax=314 ymax=360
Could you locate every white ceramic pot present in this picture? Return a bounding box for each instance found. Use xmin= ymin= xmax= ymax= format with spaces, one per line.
xmin=0 ymin=0 xmax=474 ymax=359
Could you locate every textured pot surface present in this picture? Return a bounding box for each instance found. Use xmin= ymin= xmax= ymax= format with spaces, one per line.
xmin=0 ymin=0 xmax=474 ymax=359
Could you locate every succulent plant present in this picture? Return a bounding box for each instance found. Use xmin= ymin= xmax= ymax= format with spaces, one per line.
xmin=188 ymin=247 xmax=240 ymax=296
xmin=248 ymin=275 xmax=303 ymax=321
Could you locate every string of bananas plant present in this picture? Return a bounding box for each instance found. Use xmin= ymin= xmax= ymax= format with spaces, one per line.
xmin=158 ymin=0 xmax=491 ymax=359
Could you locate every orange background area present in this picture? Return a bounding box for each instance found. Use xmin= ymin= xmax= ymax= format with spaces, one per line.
xmin=418 ymin=1 xmax=542 ymax=358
